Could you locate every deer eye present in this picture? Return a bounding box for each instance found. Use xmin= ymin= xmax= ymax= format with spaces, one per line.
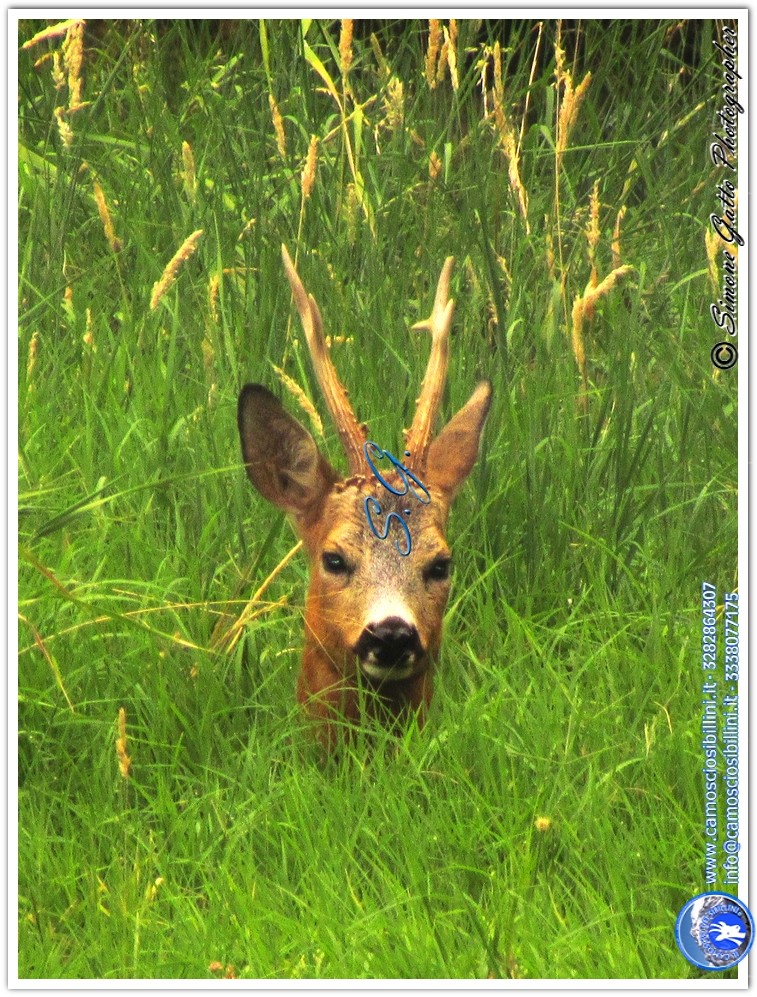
xmin=322 ymin=552 xmax=350 ymax=575
xmin=424 ymin=556 xmax=451 ymax=582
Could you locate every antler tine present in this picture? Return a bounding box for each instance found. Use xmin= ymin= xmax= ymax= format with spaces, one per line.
xmin=281 ymin=245 xmax=367 ymax=475
xmin=404 ymin=256 xmax=455 ymax=471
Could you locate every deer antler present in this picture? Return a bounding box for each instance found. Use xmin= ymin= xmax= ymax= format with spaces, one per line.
xmin=404 ymin=257 xmax=455 ymax=472
xmin=281 ymin=245 xmax=367 ymax=476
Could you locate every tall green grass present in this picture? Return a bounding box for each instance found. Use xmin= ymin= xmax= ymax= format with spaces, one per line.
xmin=18 ymin=18 xmax=737 ymax=980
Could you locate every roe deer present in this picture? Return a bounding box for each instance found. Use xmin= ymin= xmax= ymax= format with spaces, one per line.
xmin=238 ymin=246 xmax=491 ymax=749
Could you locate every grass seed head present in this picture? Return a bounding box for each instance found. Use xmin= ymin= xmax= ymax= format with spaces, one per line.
xmin=237 ymin=217 xmax=256 ymax=242
xmin=586 ymin=180 xmax=600 ymax=284
xmin=51 ymin=50 xmax=65 ymax=90
xmin=273 ymin=364 xmax=324 ymax=438
xmin=182 ymin=140 xmax=197 ymax=201
xmin=571 ymin=263 xmax=633 ymax=399
xmin=428 ymin=149 xmax=442 ymax=181
xmin=62 ymin=19 xmax=85 ymax=109
xmin=436 ymin=34 xmax=449 ymax=85
xmin=302 ymin=135 xmax=319 ymax=201
xmin=344 ymin=182 xmax=359 ymax=244
xmin=93 ymin=180 xmax=121 ymax=253
xmin=21 ymin=18 xmax=80 ymax=49
xmin=268 ymin=92 xmax=287 ymax=159
xmin=491 ymin=42 xmax=530 ymax=231
xmin=83 ymin=308 xmax=95 ymax=351
xmin=339 ymin=19 xmax=354 ymax=84
xmin=705 ymin=228 xmax=721 ymax=294
xmin=202 ymin=333 xmax=215 ymax=375
xmin=612 ymin=205 xmax=627 ymax=271
xmin=150 ymin=229 xmax=204 ymax=310
xmin=116 ymin=706 xmax=132 ymax=779
xmin=54 ymin=106 xmax=74 ymax=148
xmin=63 ymin=285 xmax=74 ymax=321
xmin=556 ymin=64 xmax=592 ymax=169
xmin=381 ymin=77 xmax=405 ymax=134
xmin=425 ymin=20 xmax=442 ymax=89
xmin=26 ymin=331 xmax=40 ymax=391
xmin=208 ymin=272 xmax=220 ymax=322
xmin=447 ymin=20 xmax=459 ymax=91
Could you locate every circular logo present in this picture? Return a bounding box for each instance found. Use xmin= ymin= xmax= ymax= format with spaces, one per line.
xmin=675 ymin=892 xmax=754 ymax=970
xmin=711 ymin=341 xmax=738 ymax=370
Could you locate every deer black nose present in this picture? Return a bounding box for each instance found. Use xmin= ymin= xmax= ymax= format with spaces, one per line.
xmin=354 ymin=616 xmax=423 ymax=672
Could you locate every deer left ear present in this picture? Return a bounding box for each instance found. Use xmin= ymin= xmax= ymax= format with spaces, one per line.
xmin=424 ymin=380 xmax=492 ymax=501
xmin=238 ymin=383 xmax=338 ymax=519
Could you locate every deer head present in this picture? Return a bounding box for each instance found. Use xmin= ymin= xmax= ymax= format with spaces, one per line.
xmin=238 ymin=245 xmax=491 ymax=748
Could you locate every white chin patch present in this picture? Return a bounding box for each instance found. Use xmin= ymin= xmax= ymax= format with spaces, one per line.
xmin=360 ymin=653 xmax=416 ymax=682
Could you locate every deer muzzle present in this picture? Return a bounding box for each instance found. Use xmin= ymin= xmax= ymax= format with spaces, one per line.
xmin=354 ymin=616 xmax=425 ymax=682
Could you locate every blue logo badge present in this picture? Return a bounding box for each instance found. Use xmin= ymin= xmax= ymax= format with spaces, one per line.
xmin=675 ymin=892 xmax=754 ymax=970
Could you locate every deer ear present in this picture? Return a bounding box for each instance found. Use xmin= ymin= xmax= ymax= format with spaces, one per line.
xmin=424 ymin=380 xmax=492 ymax=501
xmin=238 ymin=384 xmax=338 ymax=518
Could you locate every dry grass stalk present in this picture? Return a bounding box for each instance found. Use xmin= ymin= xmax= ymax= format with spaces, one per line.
xmin=93 ymin=180 xmax=121 ymax=253
xmin=339 ymin=19 xmax=354 ymax=89
xmin=492 ymin=42 xmax=530 ymax=233
xmin=273 ymin=364 xmax=324 ymax=437
xmin=425 ymin=20 xmax=442 ymax=88
xmin=62 ymin=19 xmax=85 ymax=109
xmin=21 ymin=19 xmax=79 ymax=49
xmin=268 ymin=92 xmax=287 ymax=159
xmin=302 ymin=135 xmax=319 ymax=200
xmin=150 ymin=229 xmax=204 ymax=310
xmin=21 ymin=613 xmax=75 ymax=711
xmin=116 ymin=706 xmax=132 ymax=779
xmin=212 ymin=542 xmax=303 ymax=653
xmin=182 ymin=140 xmax=197 ymax=201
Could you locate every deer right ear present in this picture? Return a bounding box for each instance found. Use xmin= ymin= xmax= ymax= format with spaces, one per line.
xmin=237 ymin=384 xmax=338 ymax=517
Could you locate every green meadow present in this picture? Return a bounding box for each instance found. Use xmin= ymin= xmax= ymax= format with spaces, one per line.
xmin=18 ymin=18 xmax=737 ymax=980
